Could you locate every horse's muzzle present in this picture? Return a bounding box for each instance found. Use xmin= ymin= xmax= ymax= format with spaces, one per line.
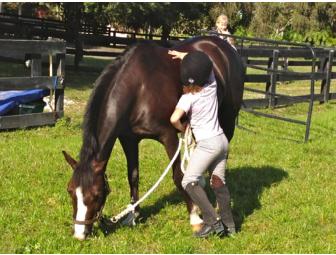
xmin=74 ymin=232 xmax=87 ymax=241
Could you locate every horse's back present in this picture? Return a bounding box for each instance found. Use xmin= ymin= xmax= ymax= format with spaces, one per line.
xmin=114 ymin=42 xmax=182 ymax=138
xmin=105 ymin=37 xmax=244 ymax=141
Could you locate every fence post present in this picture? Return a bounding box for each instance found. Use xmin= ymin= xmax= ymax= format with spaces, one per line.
xmin=269 ymin=50 xmax=279 ymax=108
xmin=131 ymin=32 xmax=136 ymax=43
xmin=265 ymin=57 xmax=272 ymax=99
xmin=55 ymin=53 xmax=65 ymax=116
xmin=113 ymin=30 xmax=116 ymax=47
xmin=319 ymin=56 xmax=327 ymax=103
xmin=30 ymin=54 xmax=42 ymax=77
xmin=108 ymin=25 xmax=111 ymax=37
xmin=323 ymin=50 xmax=334 ymax=103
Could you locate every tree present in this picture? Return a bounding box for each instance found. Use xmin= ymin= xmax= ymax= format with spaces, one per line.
xmin=285 ymin=2 xmax=336 ymax=45
xmin=62 ymin=3 xmax=84 ymax=68
xmin=173 ymin=3 xmax=211 ymax=36
xmin=247 ymin=3 xmax=288 ymax=39
xmin=82 ymin=3 xmax=110 ymax=34
xmin=104 ymin=3 xmax=211 ymax=39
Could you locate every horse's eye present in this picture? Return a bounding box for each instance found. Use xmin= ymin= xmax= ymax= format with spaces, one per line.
xmin=93 ymin=191 xmax=101 ymax=199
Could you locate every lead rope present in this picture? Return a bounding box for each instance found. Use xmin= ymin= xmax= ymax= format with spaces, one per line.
xmin=181 ymin=125 xmax=196 ymax=174
xmin=111 ymin=129 xmax=194 ymax=224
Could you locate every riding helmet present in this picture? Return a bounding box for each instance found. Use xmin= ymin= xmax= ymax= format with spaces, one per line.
xmin=180 ymin=51 xmax=213 ymax=87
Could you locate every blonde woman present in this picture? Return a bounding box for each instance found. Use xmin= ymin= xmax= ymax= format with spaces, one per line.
xmin=213 ymin=14 xmax=235 ymax=46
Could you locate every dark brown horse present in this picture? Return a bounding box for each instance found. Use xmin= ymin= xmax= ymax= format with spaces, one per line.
xmin=63 ymin=36 xmax=244 ymax=240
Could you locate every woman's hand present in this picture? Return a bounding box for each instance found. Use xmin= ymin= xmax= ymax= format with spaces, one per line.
xmin=168 ymin=50 xmax=188 ymax=60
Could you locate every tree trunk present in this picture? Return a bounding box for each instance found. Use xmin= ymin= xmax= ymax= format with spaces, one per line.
xmin=18 ymin=3 xmax=22 ymax=16
xmin=161 ymin=24 xmax=171 ymax=42
xmin=63 ymin=3 xmax=84 ymax=69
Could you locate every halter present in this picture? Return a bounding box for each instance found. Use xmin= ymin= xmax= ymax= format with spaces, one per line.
xmin=73 ymin=174 xmax=111 ymax=226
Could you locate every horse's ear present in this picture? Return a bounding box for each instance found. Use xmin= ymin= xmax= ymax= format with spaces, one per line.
xmin=62 ymin=151 xmax=78 ymax=170
xmin=92 ymin=160 xmax=106 ymax=174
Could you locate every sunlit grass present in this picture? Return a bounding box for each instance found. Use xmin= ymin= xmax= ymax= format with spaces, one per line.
xmin=0 ymin=57 xmax=335 ymax=253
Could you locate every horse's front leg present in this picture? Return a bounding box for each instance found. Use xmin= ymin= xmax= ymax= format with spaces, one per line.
xmin=160 ymin=130 xmax=204 ymax=232
xmin=119 ymin=136 xmax=140 ymax=223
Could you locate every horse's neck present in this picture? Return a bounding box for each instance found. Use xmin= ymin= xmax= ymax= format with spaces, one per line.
xmin=94 ymin=92 xmax=132 ymax=162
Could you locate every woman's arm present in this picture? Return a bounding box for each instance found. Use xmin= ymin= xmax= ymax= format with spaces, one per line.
xmin=170 ymin=108 xmax=187 ymax=133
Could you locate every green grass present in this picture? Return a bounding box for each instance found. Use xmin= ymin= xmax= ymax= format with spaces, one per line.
xmin=0 ymin=58 xmax=336 ymax=253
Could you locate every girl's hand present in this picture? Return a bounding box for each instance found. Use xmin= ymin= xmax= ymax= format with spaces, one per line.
xmin=168 ymin=50 xmax=188 ymax=60
xmin=182 ymin=123 xmax=190 ymax=134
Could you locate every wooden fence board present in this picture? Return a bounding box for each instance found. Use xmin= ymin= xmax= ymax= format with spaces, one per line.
xmin=244 ymin=74 xmax=270 ymax=83
xmin=239 ymin=48 xmax=334 ymax=58
xmin=0 ymin=111 xmax=63 ymax=130
xmin=0 ymin=39 xmax=66 ymax=55
xmin=0 ymin=76 xmax=63 ymax=90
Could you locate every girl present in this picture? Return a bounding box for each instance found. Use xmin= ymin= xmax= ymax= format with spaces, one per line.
xmin=168 ymin=50 xmax=236 ymax=238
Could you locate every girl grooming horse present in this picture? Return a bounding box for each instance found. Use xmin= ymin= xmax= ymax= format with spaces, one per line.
xmin=169 ymin=50 xmax=235 ymax=238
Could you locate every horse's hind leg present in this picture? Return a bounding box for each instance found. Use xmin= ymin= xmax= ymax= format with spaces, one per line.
xmin=160 ymin=130 xmax=203 ymax=231
xmin=119 ymin=136 xmax=140 ymax=218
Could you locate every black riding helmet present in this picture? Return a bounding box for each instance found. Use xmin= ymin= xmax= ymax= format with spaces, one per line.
xmin=180 ymin=51 xmax=213 ymax=87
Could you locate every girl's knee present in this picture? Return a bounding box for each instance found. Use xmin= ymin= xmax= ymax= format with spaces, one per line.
xmin=210 ymin=174 xmax=225 ymax=189
xmin=181 ymin=175 xmax=190 ymax=190
xmin=182 ymin=175 xmax=200 ymax=190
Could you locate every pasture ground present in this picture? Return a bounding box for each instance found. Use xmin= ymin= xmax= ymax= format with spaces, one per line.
xmin=0 ymin=57 xmax=335 ymax=253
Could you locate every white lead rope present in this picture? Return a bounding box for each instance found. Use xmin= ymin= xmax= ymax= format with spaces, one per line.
xmin=181 ymin=125 xmax=196 ymax=174
xmin=111 ymin=137 xmax=184 ymax=223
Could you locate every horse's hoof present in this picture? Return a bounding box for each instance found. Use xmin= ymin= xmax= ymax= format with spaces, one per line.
xmin=121 ymin=211 xmax=136 ymax=226
xmin=191 ymin=223 xmax=203 ymax=233
xmin=73 ymin=233 xmax=86 ymax=241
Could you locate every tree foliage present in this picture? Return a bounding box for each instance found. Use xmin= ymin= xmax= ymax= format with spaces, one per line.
xmin=2 ymin=2 xmax=336 ymax=46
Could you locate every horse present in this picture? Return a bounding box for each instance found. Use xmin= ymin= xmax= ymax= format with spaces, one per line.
xmin=62 ymin=35 xmax=245 ymax=240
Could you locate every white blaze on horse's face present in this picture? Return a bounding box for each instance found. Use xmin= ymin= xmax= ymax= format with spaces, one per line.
xmin=74 ymin=187 xmax=87 ymax=241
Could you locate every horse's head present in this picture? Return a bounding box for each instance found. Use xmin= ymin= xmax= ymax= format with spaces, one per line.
xmin=62 ymin=151 xmax=110 ymax=241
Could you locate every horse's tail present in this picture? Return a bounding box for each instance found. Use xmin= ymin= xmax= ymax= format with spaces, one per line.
xmin=79 ymin=46 xmax=137 ymax=164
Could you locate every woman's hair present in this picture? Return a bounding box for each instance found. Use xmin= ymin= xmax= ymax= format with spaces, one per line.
xmin=183 ymin=85 xmax=203 ymax=94
xmin=216 ymin=14 xmax=228 ymax=24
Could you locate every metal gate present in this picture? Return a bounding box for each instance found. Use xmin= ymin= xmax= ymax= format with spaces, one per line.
xmin=204 ymin=31 xmax=335 ymax=142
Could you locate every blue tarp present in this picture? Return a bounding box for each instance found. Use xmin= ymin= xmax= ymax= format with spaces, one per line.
xmin=0 ymin=89 xmax=50 ymax=116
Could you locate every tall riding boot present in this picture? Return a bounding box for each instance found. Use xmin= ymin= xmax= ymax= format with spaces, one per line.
xmin=211 ymin=175 xmax=236 ymax=235
xmin=185 ymin=182 xmax=225 ymax=238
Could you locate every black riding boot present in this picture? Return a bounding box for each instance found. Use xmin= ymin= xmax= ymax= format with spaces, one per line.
xmin=185 ymin=182 xmax=225 ymax=238
xmin=211 ymin=175 xmax=236 ymax=235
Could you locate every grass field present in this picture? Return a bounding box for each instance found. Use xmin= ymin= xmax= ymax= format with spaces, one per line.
xmin=0 ymin=58 xmax=336 ymax=253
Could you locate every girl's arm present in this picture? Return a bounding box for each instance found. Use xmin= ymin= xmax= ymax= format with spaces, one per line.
xmin=170 ymin=108 xmax=187 ymax=133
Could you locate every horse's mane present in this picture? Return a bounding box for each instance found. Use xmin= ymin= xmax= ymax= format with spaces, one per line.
xmin=74 ymin=44 xmax=138 ymax=191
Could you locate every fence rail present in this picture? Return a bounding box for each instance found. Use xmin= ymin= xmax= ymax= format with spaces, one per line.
xmin=0 ymin=38 xmax=65 ymax=130
xmin=1 ymin=14 xmax=335 ymax=139
xmin=0 ymin=13 xmax=187 ymax=46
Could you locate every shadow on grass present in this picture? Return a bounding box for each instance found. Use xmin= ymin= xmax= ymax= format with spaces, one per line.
xmin=226 ymin=166 xmax=288 ymax=230
xmin=237 ymin=119 xmax=305 ymax=144
xmin=100 ymin=165 xmax=288 ymax=236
